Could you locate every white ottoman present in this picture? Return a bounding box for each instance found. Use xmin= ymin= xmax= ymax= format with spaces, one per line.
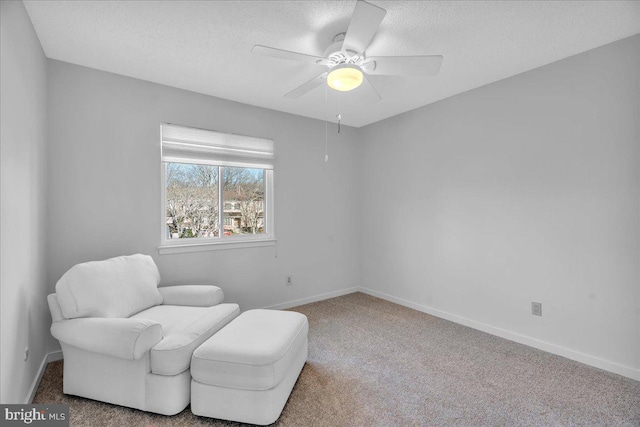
xmin=190 ymin=309 xmax=308 ymax=425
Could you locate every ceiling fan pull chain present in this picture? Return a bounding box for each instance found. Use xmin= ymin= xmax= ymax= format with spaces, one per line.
xmin=325 ymin=84 xmax=329 ymax=162
xmin=337 ymin=92 xmax=342 ymax=134
xmin=325 ymin=119 xmax=329 ymax=162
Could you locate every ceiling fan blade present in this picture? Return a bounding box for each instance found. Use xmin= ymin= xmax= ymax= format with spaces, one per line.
xmin=363 ymin=55 xmax=443 ymax=76
xmin=284 ymin=73 xmax=328 ymax=99
xmin=355 ymin=75 xmax=381 ymax=103
xmin=342 ymin=1 xmax=386 ymax=55
xmin=252 ymin=45 xmax=330 ymax=66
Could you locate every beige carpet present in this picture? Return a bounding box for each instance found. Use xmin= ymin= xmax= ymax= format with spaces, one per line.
xmin=34 ymin=292 xmax=640 ymax=426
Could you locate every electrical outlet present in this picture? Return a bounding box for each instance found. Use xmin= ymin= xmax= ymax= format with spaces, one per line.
xmin=24 ymin=347 xmax=29 ymax=362
xmin=286 ymin=275 xmax=293 ymax=286
xmin=531 ymin=302 xmax=542 ymax=316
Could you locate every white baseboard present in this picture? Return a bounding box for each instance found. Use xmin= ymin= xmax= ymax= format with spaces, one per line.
xmin=25 ymin=350 xmax=63 ymax=404
xmin=358 ymin=287 xmax=640 ymax=382
xmin=264 ymin=287 xmax=359 ymax=310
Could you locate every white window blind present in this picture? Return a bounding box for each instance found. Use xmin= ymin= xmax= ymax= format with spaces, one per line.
xmin=161 ymin=123 xmax=274 ymax=169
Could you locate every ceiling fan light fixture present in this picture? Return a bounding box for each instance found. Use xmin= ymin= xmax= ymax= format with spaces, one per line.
xmin=327 ymin=64 xmax=364 ymax=92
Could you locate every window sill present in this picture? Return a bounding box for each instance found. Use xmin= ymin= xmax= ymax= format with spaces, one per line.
xmin=158 ymin=238 xmax=276 ymax=255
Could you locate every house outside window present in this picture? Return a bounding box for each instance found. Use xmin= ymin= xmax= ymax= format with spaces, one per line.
xmin=160 ymin=123 xmax=275 ymax=253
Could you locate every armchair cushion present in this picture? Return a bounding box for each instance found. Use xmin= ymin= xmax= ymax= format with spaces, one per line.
xmin=131 ymin=303 xmax=240 ymax=376
xmin=158 ymin=285 xmax=224 ymax=307
xmin=51 ymin=317 xmax=163 ymax=360
xmin=55 ymin=254 xmax=163 ymax=319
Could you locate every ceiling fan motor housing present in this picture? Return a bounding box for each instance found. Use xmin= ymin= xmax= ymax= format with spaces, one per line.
xmin=322 ymin=34 xmax=365 ymax=67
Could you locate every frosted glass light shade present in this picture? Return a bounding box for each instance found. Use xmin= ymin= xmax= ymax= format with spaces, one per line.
xmin=327 ymin=64 xmax=363 ymax=92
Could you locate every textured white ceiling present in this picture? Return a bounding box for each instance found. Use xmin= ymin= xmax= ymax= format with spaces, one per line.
xmin=24 ymin=1 xmax=640 ymax=127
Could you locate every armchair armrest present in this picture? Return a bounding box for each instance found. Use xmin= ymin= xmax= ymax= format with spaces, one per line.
xmin=158 ymin=285 xmax=224 ymax=307
xmin=51 ymin=318 xmax=162 ymax=360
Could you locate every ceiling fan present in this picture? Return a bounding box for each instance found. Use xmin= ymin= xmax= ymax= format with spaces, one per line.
xmin=251 ymin=0 xmax=443 ymax=102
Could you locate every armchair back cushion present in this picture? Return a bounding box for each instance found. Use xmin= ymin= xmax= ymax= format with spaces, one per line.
xmin=56 ymin=254 xmax=163 ymax=319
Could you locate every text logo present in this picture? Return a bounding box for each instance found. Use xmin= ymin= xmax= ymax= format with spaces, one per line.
xmin=1 ymin=405 xmax=69 ymax=426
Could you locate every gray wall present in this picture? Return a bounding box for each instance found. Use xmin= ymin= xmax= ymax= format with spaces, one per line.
xmin=0 ymin=1 xmax=50 ymax=403
xmin=359 ymin=34 xmax=640 ymax=377
xmin=45 ymin=60 xmax=360 ymax=353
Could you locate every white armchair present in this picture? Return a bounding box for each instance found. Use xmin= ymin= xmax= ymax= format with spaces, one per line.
xmin=48 ymin=254 xmax=240 ymax=415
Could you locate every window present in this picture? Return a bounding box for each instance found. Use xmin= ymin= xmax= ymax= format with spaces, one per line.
xmin=160 ymin=124 xmax=274 ymax=253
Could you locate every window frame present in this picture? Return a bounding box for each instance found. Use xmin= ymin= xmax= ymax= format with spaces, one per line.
xmin=158 ymin=126 xmax=275 ymax=255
